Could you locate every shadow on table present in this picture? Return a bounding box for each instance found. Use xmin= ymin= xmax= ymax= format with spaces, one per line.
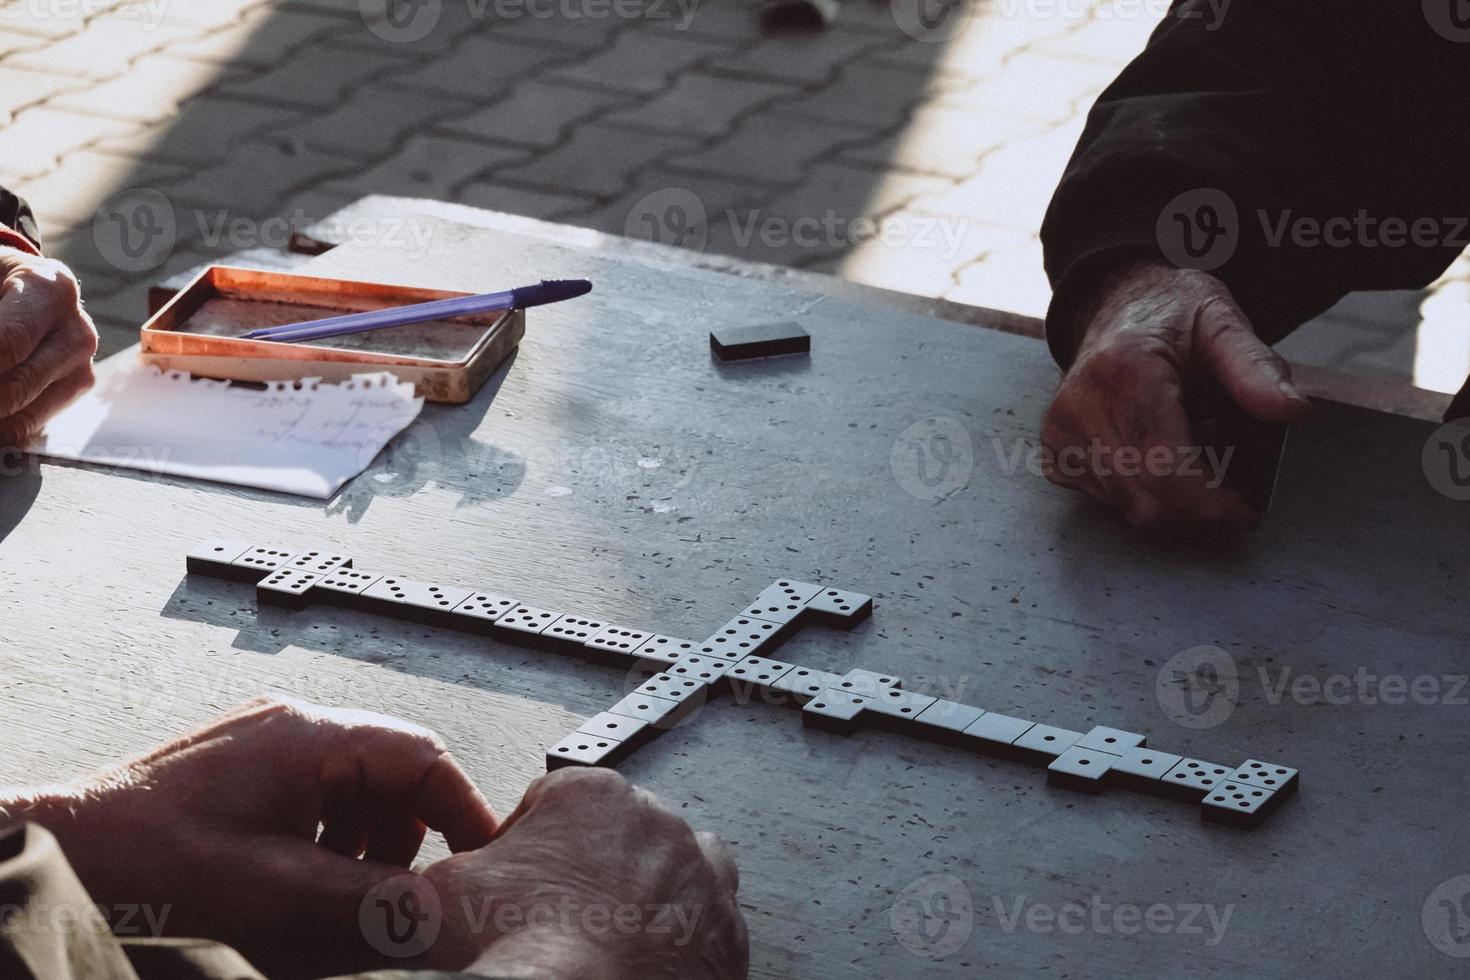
xmin=157 ymin=573 xmax=625 ymax=717
xmin=0 ymin=467 xmax=41 ymax=545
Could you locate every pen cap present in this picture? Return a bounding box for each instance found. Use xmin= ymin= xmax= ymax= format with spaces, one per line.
xmin=510 ymin=279 xmax=592 ymax=309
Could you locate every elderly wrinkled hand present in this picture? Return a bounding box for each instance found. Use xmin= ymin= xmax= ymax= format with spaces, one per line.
xmin=0 ymin=247 xmax=97 ymax=446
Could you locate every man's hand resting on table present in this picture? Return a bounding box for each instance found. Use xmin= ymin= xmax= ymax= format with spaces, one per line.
xmin=1040 ymin=260 xmax=1312 ymax=533
xmin=0 ymin=697 xmax=747 ymax=979
xmin=0 ymin=247 xmax=97 ymax=446
xmin=422 ymin=767 xmax=748 ymax=980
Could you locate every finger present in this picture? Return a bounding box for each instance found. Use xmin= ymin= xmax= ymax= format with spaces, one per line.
xmin=364 ymin=811 xmax=427 ymax=867
xmin=695 ymin=831 xmax=740 ymax=897
xmin=0 ymin=311 xmax=96 ymax=418
xmin=0 ymin=364 xmax=94 ymax=447
xmin=319 ymin=716 xmax=499 ymax=853
xmin=1125 ymin=399 xmax=1259 ymax=532
xmin=0 ymin=261 xmax=79 ymax=375
xmin=1193 ymin=297 xmax=1310 ymax=425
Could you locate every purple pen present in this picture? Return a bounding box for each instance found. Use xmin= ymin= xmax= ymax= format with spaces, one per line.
xmin=239 ymin=278 xmax=592 ymax=344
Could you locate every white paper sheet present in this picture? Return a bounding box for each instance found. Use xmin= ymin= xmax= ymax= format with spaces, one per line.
xmin=27 ymin=353 xmax=425 ymax=499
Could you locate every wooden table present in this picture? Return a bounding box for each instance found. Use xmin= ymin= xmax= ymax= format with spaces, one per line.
xmin=3 ymin=208 xmax=1468 ymax=979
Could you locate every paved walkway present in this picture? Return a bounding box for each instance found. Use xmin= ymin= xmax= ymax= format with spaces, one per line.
xmin=0 ymin=0 xmax=1462 ymax=392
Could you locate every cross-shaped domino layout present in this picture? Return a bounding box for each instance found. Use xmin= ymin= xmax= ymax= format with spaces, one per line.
xmin=187 ymin=538 xmax=1299 ymax=829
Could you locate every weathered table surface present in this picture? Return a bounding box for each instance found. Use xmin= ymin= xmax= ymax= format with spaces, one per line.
xmin=3 ymin=211 xmax=1468 ymax=979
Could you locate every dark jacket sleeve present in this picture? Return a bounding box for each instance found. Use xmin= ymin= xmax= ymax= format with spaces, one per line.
xmin=1040 ymin=1 xmax=1470 ymax=369
xmin=0 ymin=823 xmax=494 ymax=980
xmin=0 ymin=185 xmax=42 ymax=252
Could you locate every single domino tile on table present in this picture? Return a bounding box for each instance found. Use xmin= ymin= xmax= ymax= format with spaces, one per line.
xmin=230 ymin=546 xmax=300 ymax=582
xmin=607 ymin=691 xmax=698 ymax=731
xmin=801 ymin=691 xmax=869 ymax=736
xmin=863 ymin=686 xmax=939 ymax=736
xmin=959 ymin=712 xmax=1034 ymax=761
xmin=1076 ymin=726 xmax=1145 ymax=755
xmin=494 ymin=605 xmax=563 ymax=648
xmin=358 ymin=576 xmax=416 ymax=615
xmin=768 ymin=667 xmax=843 ymax=708
xmin=314 ymin=568 xmax=385 ymax=611
xmin=583 ymin=625 xmax=653 ymax=666
xmin=575 ymin=711 xmax=649 ymax=749
xmin=833 ymin=668 xmax=901 ymax=700
xmin=1159 ymin=758 xmax=1233 ymax=801
xmin=1107 ymin=747 xmax=1184 ymax=797
xmin=285 ymin=551 xmax=351 ymax=576
xmin=1227 ymin=759 xmax=1299 ymax=797
xmin=540 ymin=615 xmax=608 ymax=657
xmin=547 ymin=734 xmax=626 ymax=770
xmin=1011 ymin=724 xmax=1084 ymax=766
xmin=635 ymin=635 xmax=699 ymax=671
xmin=397 ymin=582 xmax=476 ymax=628
xmin=803 ymin=587 xmax=873 ymax=628
xmin=447 ymin=592 xmax=518 ymax=634
xmin=1047 ymin=746 xmax=1122 ymax=795
xmin=668 ymin=655 xmax=733 ymax=686
xmin=723 ymin=656 xmax=795 ymax=704
xmin=743 ymin=580 xmax=823 ymax=627
xmin=1201 ymin=781 xmax=1282 ymax=829
xmin=635 ymin=672 xmax=709 ymax=704
xmin=710 ymin=321 xmax=810 ymax=361
xmin=911 ymin=700 xmax=987 ymax=748
xmin=186 ymin=539 xmax=255 ymax=577
xmin=257 ymin=568 xmax=323 ymax=610
xmin=702 ymin=615 xmax=784 ymax=660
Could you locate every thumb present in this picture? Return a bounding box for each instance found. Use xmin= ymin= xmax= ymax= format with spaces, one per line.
xmin=1193 ymin=295 xmax=1311 ymax=424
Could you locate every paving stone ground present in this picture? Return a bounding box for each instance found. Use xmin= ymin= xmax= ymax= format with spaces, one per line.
xmin=0 ymin=0 xmax=1463 ymax=391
